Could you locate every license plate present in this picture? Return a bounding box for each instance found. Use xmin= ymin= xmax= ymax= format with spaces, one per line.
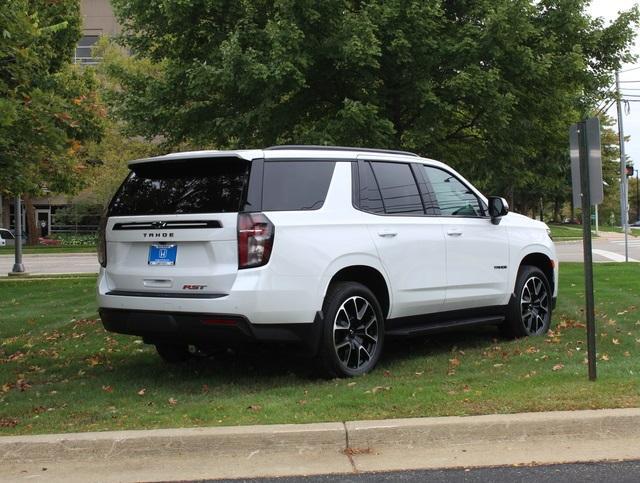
xmin=148 ymin=244 xmax=177 ymax=266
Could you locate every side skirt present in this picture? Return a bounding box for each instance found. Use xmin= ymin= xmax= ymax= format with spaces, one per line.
xmin=386 ymin=305 xmax=507 ymax=337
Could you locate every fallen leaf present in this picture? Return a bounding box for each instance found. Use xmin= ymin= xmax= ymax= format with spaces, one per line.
xmin=552 ymin=364 xmax=564 ymax=371
xmin=368 ymin=386 xmax=391 ymax=394
xmin=2 ymin=383 xmax=13 ymax=393
xmin=201 ymin=384 xmax=209 ymax=394
xmin=16 ymin=379 xmax=31 ymax=392
xmin=0 ymin=418 xmax=18 ymax=428
xmin=137 ymin=388 xmax=146 ymax=396
xmin=102 ymin=385 xmax=113 ymax=393
xmin=347 ymin=382 xmax=357 ymax=387
xmin=601 ymin=354 xmax=610 ymax=361
xmin=624 ymin=351 xmax=631 ymax=357
xmin=612 ymin=338 xmax=620 ymax=345
xmin=247 ymin=404 xmax=261 ymax=411
xmin=449 ymin=358 xmax=461 ymax=367
xmin=168 ymin=398 xmax=178 ymax=406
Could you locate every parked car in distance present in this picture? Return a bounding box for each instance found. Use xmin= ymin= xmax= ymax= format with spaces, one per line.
xmin=0 ymin=228 xmax=17 ymax=247
xmin=97 ymin=146 xmax=558 ymax=377
xmin=630 ymin=220 xmax=640 ymax=227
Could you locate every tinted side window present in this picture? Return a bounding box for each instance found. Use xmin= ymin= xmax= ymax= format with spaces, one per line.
xmin=358 ymin=162 xmax=384 ymax=213
xmin=370 ymin=162 xmax=424 ymax=214
xmin=422 ymin=166 xmax=483 ymax=217
xmin=262 ymin=161 xmax=335 ymax=211
xmin=109 ymin=158 xmax=250 ymax=216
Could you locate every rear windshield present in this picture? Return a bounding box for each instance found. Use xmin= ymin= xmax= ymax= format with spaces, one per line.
xmin=108 ymin=158 xmax=250 ymax=216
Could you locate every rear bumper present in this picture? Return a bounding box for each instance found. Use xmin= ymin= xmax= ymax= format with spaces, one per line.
xmin=99 ymin=308 xmax=323 ymax=354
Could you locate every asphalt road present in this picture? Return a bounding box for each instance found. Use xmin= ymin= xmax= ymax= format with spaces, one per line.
xmin=0 ymin=253 xmax=99 ymax=275
xmin=0 ymin=234 xmax=638 ymax=276
xmin=555 ymin=236 xmax=640 ymax=262
xmin=209 ymin=460 xmax=640 ymax=483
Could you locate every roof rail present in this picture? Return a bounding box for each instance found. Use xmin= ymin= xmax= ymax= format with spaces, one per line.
xmin=264 ymin=145 xmax=419 ymax=157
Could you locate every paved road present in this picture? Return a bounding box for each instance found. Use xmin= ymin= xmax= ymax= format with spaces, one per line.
xmin=0 ymin=233 xmax=637 ymax=276
xmin=555 ymin=234 xmax=640 ymax=262
xmin=210 ymin=460 xmax=640 ymax=483
xmin=0 ymin=253 xmax=99 ymax=275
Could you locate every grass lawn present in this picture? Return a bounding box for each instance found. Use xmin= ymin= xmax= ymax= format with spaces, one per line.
xmin=1 ymin=263 xmax=639 ymax=435
xmin=547 ymin=224 xmax=585 ymax=240
xmin=0 ymin=246 xmax=96 ymax=255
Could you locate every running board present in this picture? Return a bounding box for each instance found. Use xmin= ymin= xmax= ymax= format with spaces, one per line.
xmin=385 ymin=315 xmax=504 ymax=337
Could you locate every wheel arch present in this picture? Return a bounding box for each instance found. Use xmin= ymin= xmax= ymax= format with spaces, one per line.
xmin=324 ymin=264 xmax=391 ymax=319
xmin=519 ymin=252 xmax=555 ymax=295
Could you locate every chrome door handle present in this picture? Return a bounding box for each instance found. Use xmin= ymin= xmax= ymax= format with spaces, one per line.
xmin=446 ymin=230 xmax=462 ymax=237
xmin=378 ymin=230 xmax=398 ymax=238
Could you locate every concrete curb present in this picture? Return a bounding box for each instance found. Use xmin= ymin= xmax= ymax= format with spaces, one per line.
xmin=0 ymin=422 xmax=346 ymax=463
xmin=346 ymin=408 xmax=640 ymax=450
xmin=2 ymin=408 xmax=639 ymax=465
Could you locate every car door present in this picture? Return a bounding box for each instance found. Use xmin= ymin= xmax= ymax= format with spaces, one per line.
xmin=421 ymin=165 xmax=509 ymax=311
xmin=357 ymin=159 xmax=447 ymax=318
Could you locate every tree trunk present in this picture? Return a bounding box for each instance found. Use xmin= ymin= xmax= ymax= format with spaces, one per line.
xmin=24 ymin=195 xmax=39 ymax=245
xmin=1 ymin=195 xmax=10 ymax=228
xmin=570 ymin=196 xmax=575 ymax=223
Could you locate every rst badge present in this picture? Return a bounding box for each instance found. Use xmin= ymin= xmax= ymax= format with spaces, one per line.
xmin=183 ymin=284 xmax=207 ymax=291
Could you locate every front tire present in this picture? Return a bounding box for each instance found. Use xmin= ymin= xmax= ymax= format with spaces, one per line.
xmin=317 ymin=282 xmax=385 ymax=378
xmin=502 ymin=265 xmax=552 ymax=338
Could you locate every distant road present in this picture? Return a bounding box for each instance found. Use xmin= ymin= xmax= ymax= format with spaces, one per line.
xmin=555 ymin=233 xmax=640 ymax=262
xmin=0 ymin=234 xmax=637 ymax=277
xmin=0 ymin=253 xmax=99 ymax=275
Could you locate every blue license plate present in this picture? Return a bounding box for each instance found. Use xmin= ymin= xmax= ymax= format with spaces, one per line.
xmin=148 ymin=244 xmax=177 ymax=266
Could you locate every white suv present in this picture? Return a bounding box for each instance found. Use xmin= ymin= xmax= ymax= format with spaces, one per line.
xmin=97 ymin=146 xmax=558 ymax=377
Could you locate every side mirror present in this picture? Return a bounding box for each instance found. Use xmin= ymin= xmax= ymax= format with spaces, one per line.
xmin=488 ymin=196 xmax=509 ymax=225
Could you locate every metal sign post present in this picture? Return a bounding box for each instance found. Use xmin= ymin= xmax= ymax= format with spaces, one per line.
xmin=11 ymin=196 xmax=25 ymax=275
xmin=570 ymin=118 xmax=602 ymax=381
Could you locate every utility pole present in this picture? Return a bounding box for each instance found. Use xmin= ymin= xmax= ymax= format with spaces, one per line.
xmin=615 ymin=71 xmax=629 ymax=261
xmin=636 ymin=168 xmax=640 ymax=221
xmin=10 ymin=196 xmax=25 ymax=275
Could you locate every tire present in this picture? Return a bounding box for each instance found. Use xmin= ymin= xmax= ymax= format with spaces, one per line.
xmin=155 ymin=343 xmax=192 ymax=363
xmin=317 ymin=282 xmax=385 ymax=378
xmin=502 ymin=265 xmax=553 ymax=338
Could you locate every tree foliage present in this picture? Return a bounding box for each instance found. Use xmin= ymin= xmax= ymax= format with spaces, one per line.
xmin=0 ymin=0 xmax=105 ymax=196
xmin=108 ymin=0 xmax=638 ymax=209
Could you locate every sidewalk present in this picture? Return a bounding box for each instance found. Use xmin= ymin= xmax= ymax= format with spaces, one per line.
xmin=2 ymin=408 xmax=639 ymax=482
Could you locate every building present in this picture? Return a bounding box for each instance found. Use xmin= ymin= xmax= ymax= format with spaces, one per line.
xmin=0 ymin=1 xmax=119 ymax=235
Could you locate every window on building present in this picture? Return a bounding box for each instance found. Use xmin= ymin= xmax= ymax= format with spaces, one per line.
xmin=75 ymin=35 xmax=100 ymax=65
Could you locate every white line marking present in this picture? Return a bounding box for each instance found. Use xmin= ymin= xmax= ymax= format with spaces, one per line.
xmin=592 ymin=249 xmax=639 ymax=262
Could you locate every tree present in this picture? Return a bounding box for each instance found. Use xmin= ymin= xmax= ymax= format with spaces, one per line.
xmin=107 ymin=0 xmax=638 ymax=211
xmin=0 ymin=0 xmax=105 ymax=243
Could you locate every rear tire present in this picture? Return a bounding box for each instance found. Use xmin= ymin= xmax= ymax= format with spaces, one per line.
xmin=317 ymin=282 xmax=385 ymax=378
xmin=502 ymin=265 xmax=552 ymax=338
xmin=155 ymin=343 xmax=192 ymax=363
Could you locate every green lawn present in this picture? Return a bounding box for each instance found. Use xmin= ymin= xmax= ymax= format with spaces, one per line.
xmin=548 ymin=224 xmax=584 ymax=240
xmin=0 ymin=246 xmax=96 ymax=255
xmin=1 ymin=264 xmax=639 ymax=435
xmin=548 ymin=223 xmax=640 ymax=240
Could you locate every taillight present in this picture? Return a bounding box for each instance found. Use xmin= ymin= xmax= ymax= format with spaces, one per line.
xmin=97 ymin=215 xmax=107 ymax=268
xmin=238 ymin=213 xmax=274 ymax=269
